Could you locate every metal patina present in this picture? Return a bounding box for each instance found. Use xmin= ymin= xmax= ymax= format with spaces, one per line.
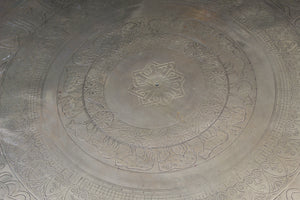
xmin=0 ymin=0 xmax=300 ymax=199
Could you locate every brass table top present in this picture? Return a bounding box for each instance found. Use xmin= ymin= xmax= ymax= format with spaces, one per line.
xmin=0 ymin=0 xmax=300 ymax=199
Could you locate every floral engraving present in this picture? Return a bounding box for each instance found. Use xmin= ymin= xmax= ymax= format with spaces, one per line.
xmin=128 ymin=62 xmax=185 ymax=105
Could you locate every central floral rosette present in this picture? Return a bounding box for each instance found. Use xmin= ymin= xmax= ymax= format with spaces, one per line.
xmin=128 ymin=62 xmax=185 ymax=105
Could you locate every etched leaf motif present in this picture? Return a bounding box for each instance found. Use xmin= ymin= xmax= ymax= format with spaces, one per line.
xmin=0 ymin=172 xmax=32 ymax=200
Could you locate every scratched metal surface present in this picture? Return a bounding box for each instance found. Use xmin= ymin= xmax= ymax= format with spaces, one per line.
xmin=0 ymin=0 xmax=300 ymax=199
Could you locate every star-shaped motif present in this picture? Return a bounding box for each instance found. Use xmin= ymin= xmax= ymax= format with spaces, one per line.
xmin=129 ymin=62 xmax=185 ymax=105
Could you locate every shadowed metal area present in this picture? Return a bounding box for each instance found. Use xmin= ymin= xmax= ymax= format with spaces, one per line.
xmin=0 ymin=0 xmax=300 ymax=199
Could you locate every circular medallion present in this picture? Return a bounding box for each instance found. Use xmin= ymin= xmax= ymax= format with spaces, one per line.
xmin=56 ymin=18 xmax=256 ymax=173
xmin=0 ymin=0 xmax=299 ymax=199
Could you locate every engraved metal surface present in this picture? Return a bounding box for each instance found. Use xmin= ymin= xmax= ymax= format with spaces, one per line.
xmin=0 ymin=0 xmax=300 ymax=199
xmin=128 ymin=61 xmax=185 ymax=106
